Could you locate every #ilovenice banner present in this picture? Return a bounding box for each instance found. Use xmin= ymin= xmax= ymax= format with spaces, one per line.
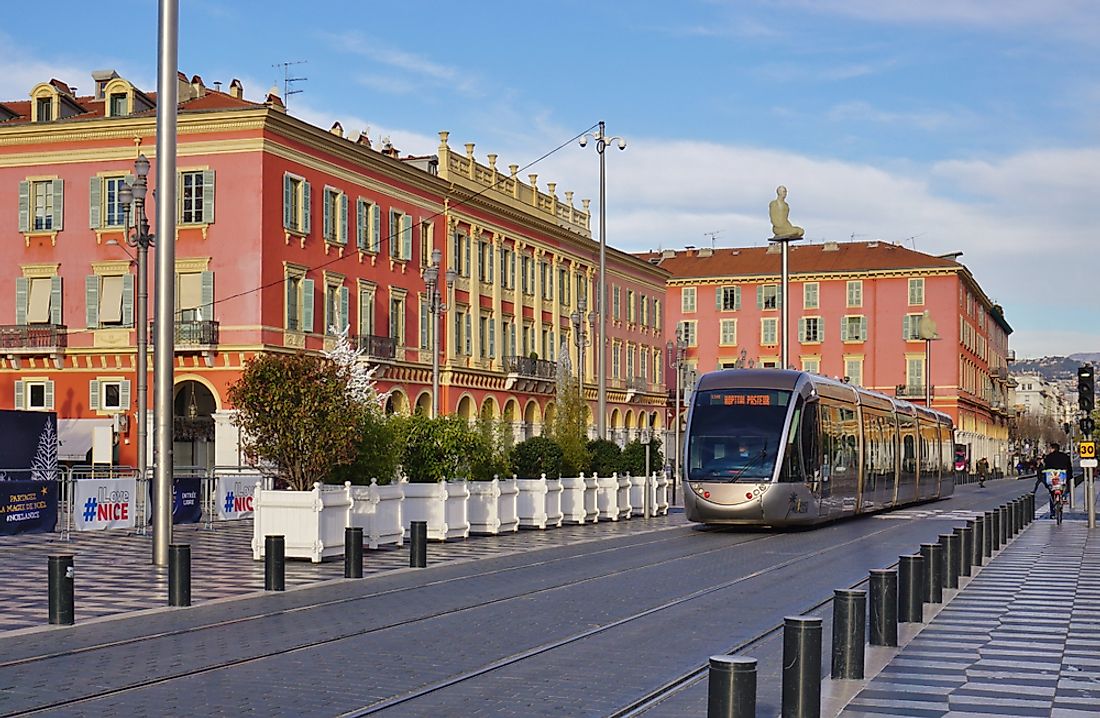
xmin=215 ymin=475 xmax=258 ymax=520
xmin=0 ymin=481 xmax=58 ymax=535
xmin=73 ymin=477 xmax=136 ymax=531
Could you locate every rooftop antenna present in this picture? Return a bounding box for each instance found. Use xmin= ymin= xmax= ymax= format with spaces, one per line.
xmin=849 ymin=232 xmax=867 ymax=241
xmin=272 ymin=60 xmax=308 ymax=108
xmin=904 ymin=232 xmax=926 ymax=250
xmin=703 ymin=230 xmax=723 ymax=249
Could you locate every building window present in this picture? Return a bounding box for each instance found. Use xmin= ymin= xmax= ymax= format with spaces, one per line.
xmin=36 ymin=97 xmax=52 ymax=122
xmin=841 ymin=315 xmax=867 ymax=342
xmin=176 ymin=271 xmax=213 ymax=322
xmin=626 ymin=290 xmax=635 ymax=322
xmin=284 ymin=270 xmax=312 ymax=332
xmin=390 ymin=295 xmax=406 ymax=347
xmin=14 ymin=379 xmax=54 ymax=411
xmin=613 ymin=287 xmax=622 ymax=319
xmin=678 ymin=320 xmax=697 ymax=347
xmin=719 ymin=286 xmax=741 ymax=311
xmin=758 ymin=284 xmax=779 ymax=310
xmin=846 ymin=280 xmax=863 ymax=308
xmin=844 ymin=357 xmax=863 ymax=387
xmin=655 ymin=300 xmax=662 ymax=330
xmin=903 ymin=314 xmax=923 ymax=341
xmin=802 ymin=357 xmax=820 ymax=374
xmin=90 ymin=379 xmax=131 ymax=412
xmin=520 ymin=255 xmax=531 ymax=293
xmin=681 ymin=286 xmax=696 ymax=313
xmin=761 ymin=317 xmax=778 ymax=345
xmin=16 ymin=275 xmax=62 ymax=326
xmin=419 ymin=221 xmax=433 ymax=268
xmin=356 ymin=200 xmax=380 ymax=253
xmin=908 ymin=278 xmax=924 ymax=306
xmin=799 ymin=316 xmax=822 ymax=343
xmin=27 ymin=180 xmax=60 ymax=231
xmin=322 ymin=187 xmax=348 ymax=245
xmin=179 ymin=170 xmax=215 ymax=225
xmin=720 ymin=318 xmax=737 ymax=346
xmin=103 ymin=176 xmax=128 ymax=227
xmin=906 ymin=357 xmax=924 ymax=390
xmin=803 ymin=282 xmax=819 ymax=309
xmin=389 ymin=210 xmax=412 ymax=260
xmin=324 ymin=281 xmax=349 ymax=334
xmin=282 ymin=174 xmax=310 ymax=234
xmin=109 ymin=92 xmax=128 ymax=117
xmin=358 ymin=286 xmax=375 ymax=336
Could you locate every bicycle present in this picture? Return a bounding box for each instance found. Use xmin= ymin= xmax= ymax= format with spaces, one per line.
xmin=1046 ymin=469 xmax=1067 ymax=525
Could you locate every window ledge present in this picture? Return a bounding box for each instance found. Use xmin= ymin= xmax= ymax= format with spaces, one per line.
xmin=178 ymin=222 xmax=211 ymax=241
xmin=284 ymin=229 xmax=308 ymax=248
xmin=23 ymin=231 xmax=58 ymax=247
xmin=323 ymin=240 xmax=347 ymax=257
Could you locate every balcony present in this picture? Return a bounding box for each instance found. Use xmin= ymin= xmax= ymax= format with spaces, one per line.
xmin=895 ymin=384 xmax=934 ymax=400
xmin=175 ymin=320 xmax=219 ymax=348
xmin=503 ymin=355 xmax=557 ymax=393
xmin=352 ymin=334 xmax=396 ymax=360
xmin=0 ymin=323 xmax=67 ymax=352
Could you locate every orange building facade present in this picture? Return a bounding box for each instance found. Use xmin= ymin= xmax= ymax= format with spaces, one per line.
xmin=0 ymin=71 xmax=669 ymax=469
xmin=652 ymin=242 xmax=1014 ymax=473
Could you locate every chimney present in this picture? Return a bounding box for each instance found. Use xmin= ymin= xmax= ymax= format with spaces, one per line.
xmin=330 ymin=122 xmax=344 ymax=138
xmin=177 ymin=71 xmax=195 ymax=101
xmin=823 ymin=241 xmax=839 ymax=252
xmin=265 ymin=87 xmax=286 ymax=113
xmin=356 ymin=130 xmax=372 ymax=148
xmin=228 ymin=79 xmax=244 ymax=99
xmin=190 ymin=74 xmax=206 ymax=98
xmin=698 ymin=247 xmax=713 ymax=257
xmin=91 ymin=70 xmax=119 ymax=100
xmin=381 ymin=137 xmax=400 ymax=158
xmin=766 ymin=242 xmax=782 ymax=254
xmin=660 ymin=249 xmax=676 ymax=259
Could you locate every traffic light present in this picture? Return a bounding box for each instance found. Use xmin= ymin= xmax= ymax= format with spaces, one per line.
xmin=1079 ymin=365 xmax=1095 ymax=413
xmin=1082 ymin=416 xmax=1096 ymax=436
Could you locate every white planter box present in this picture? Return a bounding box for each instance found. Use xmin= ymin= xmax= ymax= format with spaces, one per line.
xmin=468 ymin=479 xmax=502 ymax=535
xmin=349 ymin=480 xmax=404 ymax=548
xmin=630 ymin=474 xmax=649 ymax=517
xmin=444 ymin=480 xmax=471 ymax=540
xmin=656 ymin=472 xmax=670 ymax=515
xmin=617 ymin=473 xmax=633 ymax=519
xmin=597 ymin=473 xmax=619 ymax=521
xmin=560 ymin=476 xmax=587 ymax=524
xmin=497 ymin=477 xmax=520 ymax=533
xmin=516 ymin=475 xmax=549 ymax=529
xmin=544 ymin=476 xmax=564 ymax=528
xmin=584 ymin=474 xmax=600 ymax=523
xmin=402 ymin=481 xmax=449 ymax=541
xmin=251 ymin=482 xmax=351 ymax=563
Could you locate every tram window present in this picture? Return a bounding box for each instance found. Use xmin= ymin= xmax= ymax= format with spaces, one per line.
xmin=778 ymin=402 xmax=803 ymax=483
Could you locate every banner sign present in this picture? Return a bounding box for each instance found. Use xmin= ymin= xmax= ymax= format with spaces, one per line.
xmin=215 ymin=475 xmax=258 ymax=520
xmin=0 ymin=481 xmax=58 ymax=535
xmin=74 ymin=478 xmax=136 ymax=531
xmin=172 ymin=477 xmax=203 ymax=525
xmin=0 ymin=409 xmax=58 ymax=479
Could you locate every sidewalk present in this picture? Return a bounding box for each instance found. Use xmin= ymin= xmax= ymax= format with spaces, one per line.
xmin=837 ymin=493 xmax=1100 ymax=717
xmin=0 ymin=511 xmax=687 ymax=634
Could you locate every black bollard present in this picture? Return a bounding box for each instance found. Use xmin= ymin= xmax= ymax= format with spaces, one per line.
xmin=956 ymin=525 xmax=973 ymax=578
xmin=898 ymin=555 xmax=924 ymax=623
xmin=920 ymin=543 xmax=943 ymax=603
xmin=1008 ymin=500 xmax=1017 ymax=536
xmin=410 ymin=520 xmax=427 ymax=568
xmin=344 ymin=526 xmax=364 ymax=579
xmin=869 ymin=569 xmax=898 ymax=647
xmin=939 ymin=533 xmax=958 ymax=589
xmin=984 ymin=511 xmax=994 ymax=556
xmin=265 ymin=535 xmax=285 ymax=591
xmin=831 ymin=589 xmax=866 ymax=680
xmin=999 ymin=505 xmax=1009 ymax=544
xmin=48 ymin=555 xmax=75 ymax=625
xmin=781 ymin=616 xmax=822 ymax=718
xmin=990 ymin=510 xmax=1000 ymax=552
xmin=973 ymin=515 xmax=985 ymax=568
xmin=169 ymin=543 xmax=191 ymax=607
xmin=1016 ymin=498 xmax=1025 ymax=530
xmin=708 ymin=655 xmax=757 ymax=718
xmin=1028 ymin=493 xmax=1035 ymax=521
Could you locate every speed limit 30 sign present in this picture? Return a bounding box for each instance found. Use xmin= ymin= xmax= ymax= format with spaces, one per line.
xmin=1080 ymin=441 xmax=1096 ymax=459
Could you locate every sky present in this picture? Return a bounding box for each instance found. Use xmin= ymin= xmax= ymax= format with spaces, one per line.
xmin=2 ymin=0 xmax=1098 ymax=359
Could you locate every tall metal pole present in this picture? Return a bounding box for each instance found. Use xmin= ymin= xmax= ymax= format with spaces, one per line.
xmin=780 ymin=239 xmax=790 ymax=369
xmin=431 ymin=295 xmax=439 ymax=419
xmin=597 ymin=121 xmax=607 ymax=440
xmin=674 ymin=358 xmax=682 ymax=506
xmin=925 ymin=339 xmax=932 ymax=406
xmin=136 ymin=238 xmax=148 ymax=482
xmin=152 ymin=0 xmax=179 ymax=567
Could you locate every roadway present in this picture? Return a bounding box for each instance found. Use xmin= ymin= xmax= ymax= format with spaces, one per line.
xmin=0 ymin=477 xmax=1037 ymax=717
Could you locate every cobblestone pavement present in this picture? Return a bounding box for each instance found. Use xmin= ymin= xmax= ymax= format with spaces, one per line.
xmin=0 ymin=510 xmax=688 ymax=633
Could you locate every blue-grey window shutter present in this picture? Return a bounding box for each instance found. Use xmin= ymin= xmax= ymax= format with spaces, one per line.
xmin=359 ymin=290 xmax=371 ymax=335
xmin=840 ymin=317 xmax=849 ymax=342
xmin=285 ymin=278 xmax=295 ymax=329
xmin=339 ymin=286 xmax=349 ymax=331
xmin=282 ymin=174 xmax=293 ymax=229
xmin=322 ymin=190 xmax=333 ymax=241
xmin=89 ymin=176 xmax=102 ymax=229
xmin=14 ymin=381 xmax=24 ymax=410
xmin=50 ymin=275 xmax=62 ymax=325
xmin=371 ymin=204 xmax=380 ymax=252
xmin=51 ymin=179 xmax=63 ymax=230
xmin=18 ymin=181 xmax=30 ymax=232
xmin=85 ymin=275 xmax=100 ymax=328
xmin=44 ymin=381 xmax=54 ymax=410
xmin=388 ymin=211 xmax=397 ymax=257
xmin=302 ymin=278 xmax=314 ymax=332
xmin=356 ymin=200 xmax=366 ymax=250
xmin=402 ymin=215 xmax=412 ymax=260
xmin=119 ymin=380 xmax=131 ymax=410
xmin=716 ymin=287 xmax=723 ymax=310
xmin=89 ymin=380 xmax=100 ymax=410
xmin=302 ymin=181 xmax=311 ymax=235
xmin=734 ymin=286 xmax=741 ymax=310
xmin=339 ymin=193 xmax=348 ymax=245
xmin=902 ymin=316 xmax=910 ymax=340
xmin=121 ymin=274 xmax=134 ymax=326
xmin=200 ymin=271 xmax=214 ymax=321
xmin=202 ymin=170 xmax=215 ymax=223
xmin=756 ymin=285 xmax=763 ymax=309
xmin=15 ymin=277 xmax=28 ymax=325
xmin=798 ymin=317 xmax=806 ymax=342
xmin=124 ymin=174 xmax=136 ymax=227
xmin=860 ymin=316 xmax=867 ymax=341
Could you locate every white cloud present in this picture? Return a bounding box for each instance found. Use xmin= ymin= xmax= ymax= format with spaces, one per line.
xmin=827 ymin=100 xmax=973 ymax=132
xmin=326 ymin=32 xmax=481 ymax=97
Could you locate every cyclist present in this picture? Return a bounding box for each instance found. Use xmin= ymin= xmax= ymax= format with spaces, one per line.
xmin=977 ymin=457 xmax=989 ymax=488
xmin=1038 ymin=443 xmax=1074 ymax=517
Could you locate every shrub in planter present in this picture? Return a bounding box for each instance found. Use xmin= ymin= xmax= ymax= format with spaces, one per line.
xmin=548 ymin=374 xmax=591 ymax=477
xmin=395 ymin=413 xmax=481 ymax=482
xmin=621 ymin=437 xmax=663 ymax=476
xmin=510 ymin=436 xmax=564 ymax=479
xmin=587 ymin=438 xmax=624 ymax=476
xmin=471 ymin=415 xmax=512 ymax=482
xmin=329 ymin=410 xmax=401 ymax=486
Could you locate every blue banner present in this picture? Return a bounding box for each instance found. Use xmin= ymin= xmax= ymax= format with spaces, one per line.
xmin=0 ymin=410 xmax=58 ymax=479
xmin=172 ymin=477 xmax=203 ymax=524
xmin=0 ymin=480 xmax=58 ymax=535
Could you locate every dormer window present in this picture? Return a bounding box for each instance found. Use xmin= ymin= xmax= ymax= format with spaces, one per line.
xmin=36 ymin=97 xmax=52 ymax=122
xmin=109 ymin=92 xmax=127 ymax=117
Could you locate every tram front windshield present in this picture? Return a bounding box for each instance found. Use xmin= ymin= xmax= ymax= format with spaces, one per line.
xmin=687 ymin=388 xmax=791 ymax=482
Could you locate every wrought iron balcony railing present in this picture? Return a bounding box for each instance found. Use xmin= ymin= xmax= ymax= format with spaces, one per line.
xmin=0 ymin=324 xmax=67 ymax=351
xmin=895 ymin=384 xmax=934 ymax=399
xmin=503 ymin=355 xmax=557 ymax=380
xmin=175 ymin=320 xmax=219 ymax=347
xmin=352 ymin=334 xmax=396 ymax=360
xmin=626 ymin=376 xmax=649 ymax=391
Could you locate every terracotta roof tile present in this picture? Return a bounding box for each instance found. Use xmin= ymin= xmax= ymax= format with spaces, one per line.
xmin=637 ymin=241 xmax=960 ymax=279
xmin=0 ymin=87 xmax=263 ymax=125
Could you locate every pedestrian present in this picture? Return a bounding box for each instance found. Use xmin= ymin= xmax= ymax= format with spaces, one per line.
xmin=1036 ymin=443 xmax=1073 ymax=516
xmin=977 ymin=457 xmax=989 ymax=488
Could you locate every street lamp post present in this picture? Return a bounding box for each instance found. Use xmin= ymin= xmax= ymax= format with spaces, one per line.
xmin=570 ymin=297 xmax=589 ymax=426
xmin=119 ymin=155 xmax=154 ymax=492
xmin=423 ymin=248 xmax=456 ymax=418
xmin=667 ymin=330 xmax=687 ymax=506
xmin=579 ymin=121 xmax=626 ymax=439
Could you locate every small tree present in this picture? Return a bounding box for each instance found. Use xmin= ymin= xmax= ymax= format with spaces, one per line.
xmin=510 ymin=436 xmax=564 ymax=479
xmin=229 ymin=352 xmax=363 ymax=491
xmin=471 ymin=413 xmax=512 ymax=481
xmin=621 ymin=436 xmax=664 ymax=475
xmin=395 ymin=414 xmax=481 ymax=482
xmin=549 ymin=375 xmax=591 ymax=476
xmin=587 ymin=438 xmax=623 ymax=475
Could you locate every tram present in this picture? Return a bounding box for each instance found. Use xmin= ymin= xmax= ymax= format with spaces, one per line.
xmin=682 ymin=369 xmax=955 ymax=527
